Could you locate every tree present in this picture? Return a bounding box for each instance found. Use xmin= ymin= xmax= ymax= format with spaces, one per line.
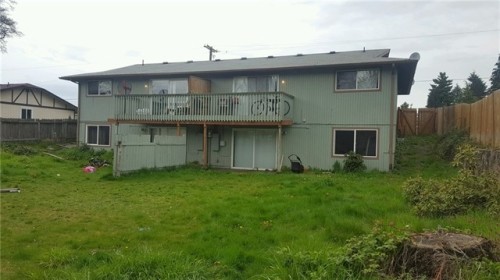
xmin=451 ymin=84 xmax=462 ymax=103
xmin=489 ymin=55 xmax=500 ymax=93
xmin=400 ymin=102 xmax=411 ymax=109
xmin=457 ymin=84 xmax=477 ymax=104
xmin=467 ymin=72 xmax=487 ymax=99
xmin=426 ymin=72 xmax=453 ymax=108
xmin=0 ymin=0 xmax=22 ymax=53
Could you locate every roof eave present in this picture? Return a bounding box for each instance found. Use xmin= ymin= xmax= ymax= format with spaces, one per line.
xmin=395 ymin=55 xmax=420 ymax=95
xmin=59 ymin=59 xmax=411 ymax=82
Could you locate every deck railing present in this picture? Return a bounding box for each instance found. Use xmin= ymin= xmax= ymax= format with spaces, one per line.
xmin=113 ymin=92 xmax=294 ymax=123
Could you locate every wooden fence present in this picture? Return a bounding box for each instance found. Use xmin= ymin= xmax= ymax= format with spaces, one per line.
xmin=0 ymin=118 xmax=77 ymax=142
xmin=397 ymin=108 xmax=436 ymax=137
xmin=397 ymin=90 xmax=500 ymax=148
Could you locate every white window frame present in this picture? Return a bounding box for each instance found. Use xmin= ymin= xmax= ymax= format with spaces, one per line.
xmin=232 ymin=75 xmax=279 ymax=93
xmin=332 ymin=128 xmax=378 ymax=158
xmin=150 ymin=79 xmax=188 ymax=95
xmin=87 ymin=80 xmax=112 ymax=96
xmin=150 ymin=79 xmax=189 ymax=112
xmin=231 ymin=128 xmax=278 ymax=170
xmin=335 ymin=69 xmax=380 ymax=91
xmin=21 ymin=108 xmax=32 ymax=119
xmin=86 ymin=124 xmax=111 ymax=146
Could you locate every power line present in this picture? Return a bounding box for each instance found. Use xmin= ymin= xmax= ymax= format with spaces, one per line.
xmin=2 ymin=29 xmax=497 ymax=72
xmin=219 ymin=28 xmax=499 ymax=53
xmin=415 ymin=77 xmax=490 ymax=83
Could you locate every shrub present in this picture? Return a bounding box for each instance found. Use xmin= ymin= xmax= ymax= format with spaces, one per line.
xmin=452 ymin=143 xmax=479 ymax=174
xmin=261 ymin=224 xmax=410 ymax=279
xmin=435 ymin=130 xmax=470 ymax=161
xmin=403 ymin=143 xmax=500 ymax=216
xmin=332 ymin=161 xmax=342 ymax=173
xmin=59 ymin=145 xmax=113 ymax=166
xmin=1 ymin=143 xmax=37 ymax=156
xmin=343 ymin=152 xmax=366 ymax=173
xmin=339 ymin=223 xmax=410 ymax=275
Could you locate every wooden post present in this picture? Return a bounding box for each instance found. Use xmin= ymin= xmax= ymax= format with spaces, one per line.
xmin=203 ymin=124 xmax=208 ymax=168
xmin=277 ymin=125 xmax=283 ymax=172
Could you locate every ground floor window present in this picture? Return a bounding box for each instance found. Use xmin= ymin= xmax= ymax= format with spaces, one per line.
xmin=21 ymin=108 xmax=32 ymax=119
xmin=86 ymin=125 xmax=110 ymax=146
xmin=332 ymin=128 xmax=377 ymax=157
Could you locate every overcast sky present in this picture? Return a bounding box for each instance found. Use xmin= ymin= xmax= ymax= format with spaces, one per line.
xmin=1 ymin=0 xmax=499 ymax=107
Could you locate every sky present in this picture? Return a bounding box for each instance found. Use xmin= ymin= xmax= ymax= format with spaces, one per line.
xmin=1 ymin=0 xmax=499 ymax=108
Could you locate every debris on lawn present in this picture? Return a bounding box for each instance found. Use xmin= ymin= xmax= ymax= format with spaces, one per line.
xmin=88 ymin=157 xmax=110 ymax=167
xmin=43 ymin=152 xmax=65 ymax=160
xmin=1 ymin=188 xmax=21 ymax=193
xmin=83 ymin=166 xmax=96 ymax=173
xmin=388 ymin=231 xmax=498 ymax=280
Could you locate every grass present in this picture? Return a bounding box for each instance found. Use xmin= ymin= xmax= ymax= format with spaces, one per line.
xmin=0 ymin=137 xmax=498 ymax=279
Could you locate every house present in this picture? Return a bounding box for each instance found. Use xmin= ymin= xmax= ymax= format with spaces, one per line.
xmin=60 ymin=49 xmax=419 ymax=175
xmin=0 ymin=83 xmax=77 ymax=119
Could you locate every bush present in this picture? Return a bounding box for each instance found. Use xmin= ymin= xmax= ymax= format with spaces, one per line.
xmin=435 ymin=130 xmax=470 ymax=161
xmin=343 ymin=152 xmax=366 ymax=173
xmin=403 ymin=143 xmax=500 ymax=217
xmin=331 ymin=161 xmax=342 ymax=173
xmin=58 ymin=145 xmax=113 ymax=167
xmin=260 ymin=224 xmax=410 ymax=279
xmin=339 ymin=223 xmax=409 ymax=275
xmin=1 ymin=143 xmax=37 ymax=156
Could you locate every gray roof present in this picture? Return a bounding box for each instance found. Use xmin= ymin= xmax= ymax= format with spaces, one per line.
xmin=0 ymin=83 xmax=78 ymax=111
xmin=60 ymin=48 xmax=419 ymax=95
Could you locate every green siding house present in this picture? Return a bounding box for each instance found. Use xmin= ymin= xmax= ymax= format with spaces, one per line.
xmin=60 ymin=49 xmax=419 ymax=175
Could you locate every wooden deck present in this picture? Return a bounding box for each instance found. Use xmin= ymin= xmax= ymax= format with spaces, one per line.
xmin=112 ymin=92 xmax=294 ymax=126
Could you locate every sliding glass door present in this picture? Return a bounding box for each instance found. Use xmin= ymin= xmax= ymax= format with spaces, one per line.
xmin=232 ymin=129 xmax=277 ymax=170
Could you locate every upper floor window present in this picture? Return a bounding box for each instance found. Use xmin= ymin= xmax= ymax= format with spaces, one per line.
xmin=233 ymin=75 xmax=279 ymax=93
xmin=336 ymin=69 xmax=380 ymax=91
xmin=21 ymin=108 xmax=32 ymax=119
xmin=88 ymin=80 xmax=112 ymax=96
xmin=151 ymin=79 xmax=188 ymax=94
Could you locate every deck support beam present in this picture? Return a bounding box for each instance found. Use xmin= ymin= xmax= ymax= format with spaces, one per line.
xmin=203 ymin=123 xmax=208 ymax=168
xmin=277 ymin=125 xmax=283 ymax=172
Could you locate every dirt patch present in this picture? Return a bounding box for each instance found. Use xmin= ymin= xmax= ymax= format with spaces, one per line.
xmin=388 ymin=232 xmax=498 ymax=280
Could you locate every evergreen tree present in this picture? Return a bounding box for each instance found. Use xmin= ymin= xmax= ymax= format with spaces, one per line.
xmin=451 ymin=84 xmax=463 ymax=103
xmin=467 ymin=72 xmax=487 ymax=99
xmin=400 ymin=102 xmax=411 ymax=109
xmin=426 ymin=72 xmax=453 ymax=108
xmin=458 ymin=84 xmax=477 ymax=104
xmin=489 ymin=55 xmax=500 ymax=93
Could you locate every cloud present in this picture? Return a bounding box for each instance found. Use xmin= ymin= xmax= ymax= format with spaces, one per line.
xmin=2 ymin=0 xmax=498 ymax=108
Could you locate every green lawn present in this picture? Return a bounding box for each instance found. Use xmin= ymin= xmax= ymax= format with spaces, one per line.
xmin=0 ymin=137 xmax=497 ymax=279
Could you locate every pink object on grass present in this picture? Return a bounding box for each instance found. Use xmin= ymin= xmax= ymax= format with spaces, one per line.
xmin=83 ymin=166 xmax=96 ymax=173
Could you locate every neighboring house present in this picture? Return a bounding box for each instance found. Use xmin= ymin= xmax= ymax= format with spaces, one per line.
xmin=0 ymin=83 xmax=77 ymax=119
xmin=61 ymin=49 xmax=419 ymax=175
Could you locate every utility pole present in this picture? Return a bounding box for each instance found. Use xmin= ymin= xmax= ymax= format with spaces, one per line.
xmin=204 ymin=44 xmax=219 ymax=61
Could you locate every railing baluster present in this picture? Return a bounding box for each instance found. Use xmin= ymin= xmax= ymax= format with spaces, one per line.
xmin=114 ymin=92 xmax=293 ymax=123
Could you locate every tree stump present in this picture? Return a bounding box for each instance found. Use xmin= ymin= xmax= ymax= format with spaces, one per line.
xmin=389 ymin=232 xmax=497 ymax=280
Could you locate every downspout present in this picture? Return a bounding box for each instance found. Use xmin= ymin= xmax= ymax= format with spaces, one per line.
xmin=389 ymin=64 xmax=396 ymax=170
xmin=76 ymin=81 xmax=81 ymax=146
